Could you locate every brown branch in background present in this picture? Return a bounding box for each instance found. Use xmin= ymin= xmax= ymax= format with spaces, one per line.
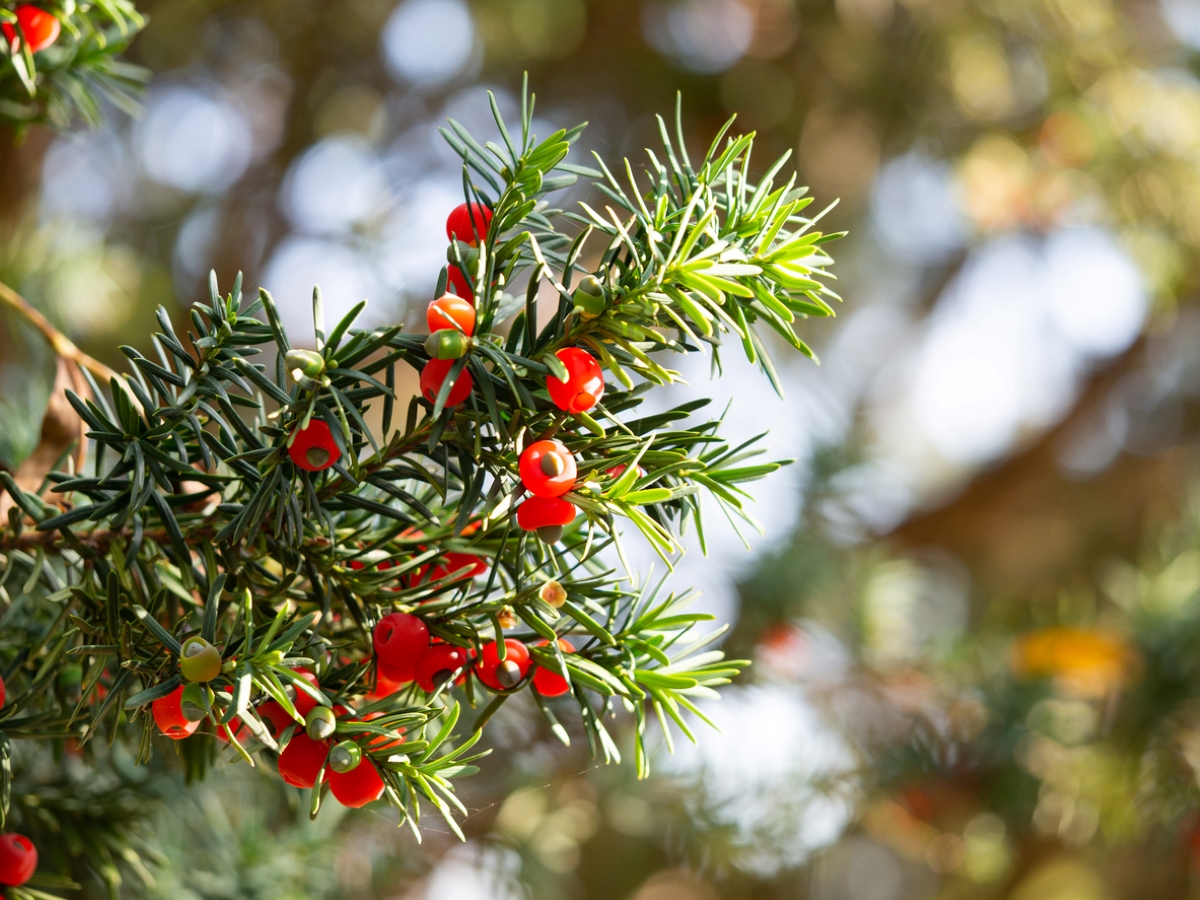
xmin=0 ymin=279 xmax=122 ymax=385
xmin=885 ymin=337 xmax=1192 ymax=599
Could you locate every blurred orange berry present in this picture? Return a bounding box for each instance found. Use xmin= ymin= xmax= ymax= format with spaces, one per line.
xmin=1010 ymin=627 xmax=1132 ymax=697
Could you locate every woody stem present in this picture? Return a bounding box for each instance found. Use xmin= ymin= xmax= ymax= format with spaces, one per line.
xmin=0 ymin=279 xmax=123 ymax=384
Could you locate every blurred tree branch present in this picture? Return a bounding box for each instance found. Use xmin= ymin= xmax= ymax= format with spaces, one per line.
xmin=0 ymin=279 xmax=120 ymax=384
xmin=886 ymin=338 xmax=1195 ymax=598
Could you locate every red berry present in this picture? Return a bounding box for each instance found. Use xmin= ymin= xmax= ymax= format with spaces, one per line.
xmin=519 ymin=440 xmax=577 ymax=498
xmin=414 ymin=643 xmax=471 ymax=692
xmin=277 ymin=732 xmax=330 ymax=788
xmin=368 ymin=666 xmax=406 ymax=698
xmin=0 ymin=673 xmax=6 ymax=707
xmin=257 ymin=699 xmax=293 ymax=736
xmin=532 ymin=639 xmax=575 ymax=697
xmin=475 ymin=639 xmax=531 ymax=691
xmin=445 ymin=202 xmax=492 ymax=246
xmin=361 ymin=711 xmax=407 ymax=751
xmin=420 ymin=358 xmax=473 ymax=407
xmin=289 ymin=419 xmax=341 ymax=472
xmin=216 ymin=719 xmax=245 ymax=743
xmin=428 ymin=552 xmax=488 ymax=583
xmin=547 ymin=348 xmax=605 ymax=414
xmin=517 ymin=496 xmax=577 ymax=544
xmin=427 ymin=293 xmax=476 ymax=335
xmin=517 ymin=496 xmax=577 ymax=530
xmin=329 ymin=757 xmax=386 ymax=808
xmin=445 ymin=264 xmax=474 ymax=302
xmin=2 ymin=6 xmax=60 ymax=53
xmin=152 ymin=686 xmax=200 ymax=740
xmin=606 ymin=463 xmax=646 ymax=480
xmin=373 ymin=612 xmax=430 ymax=675
xmin=0 ymin=834 xmax=37 ymax=887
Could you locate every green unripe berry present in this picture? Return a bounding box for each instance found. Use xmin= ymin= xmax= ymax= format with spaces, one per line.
xmin=305 ymin=705 xmax=337 ymax=741
xmin=424 ymin=330 xmax=471 ymax=360
xmin=285 ymin=349 xmax=326 ymax=381
xmin=536 ymin=525 xmax=564 ymax=544
xmin=446 ymin=240 xmax=479 ymax=270
xmin=329 ymin=740 xmax=362 ymax=773
xmin=572 ymin=276 xmax=606 ymax=318
xmin=181 ymin=683 xmax=213 ymax=722
xmin=179 ymin=636 xmax=223 ymax=683
xmin=58 ymin=664 xmax=83 ymax=690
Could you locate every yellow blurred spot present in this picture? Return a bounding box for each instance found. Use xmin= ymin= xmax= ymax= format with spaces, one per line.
xmin=958 ymin=133 xmax=1030 ymax=231
xmin=631 ymin=871 xmax=719 ymax=900
xmin=799 ymin=108 xmax=880 ymax=204
xmin=1039 ymin=111 xmax=1096 ymax=168
xmin=948 ymin=33 xmax=1014 ymax=121
xmin=863 ymin=797 xmax=939 ymax=862
xmin=1009 ymin=856 xmax=1114 ymax=900
xmin=1050 ymin=0 xmax=1115 ymax=39
xmin=477 ymin=0 xmax=585 ymax=61
xmin=963 ymin=813 xmax=1011 ymax=882
xmin=1091 ymin=67 xmax=1200 ymax=161
xmin=493 ymin=789 xmax=547 ymax=841
xmin=1011 ymin=627 xmax=1132 ymax=697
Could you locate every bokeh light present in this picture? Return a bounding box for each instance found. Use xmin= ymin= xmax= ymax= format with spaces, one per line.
xmin=642 ymin=0 xmax=754 ymax=73
xmin=135 ymin=84 xmax=253 ymax=194
xmin=280 ymin=136 xmax=390 ymax=236
xmin=870 ymin=153 xmax=966 ymax=263
xmin=382 ymin=0 xmax=477 ymax=87
xmin=260 ymin=237 xmax=388 ymax=344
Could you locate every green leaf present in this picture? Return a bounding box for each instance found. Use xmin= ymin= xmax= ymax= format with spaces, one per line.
xmin=131 ymin=605 xmax=182 ymax=655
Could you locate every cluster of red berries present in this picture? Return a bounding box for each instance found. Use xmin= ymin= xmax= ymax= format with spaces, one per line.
xmin=418 ymin=203 xmax=491 ymax=407
xmin=516 ymin=438 xmax=578 ymax=543
xmin=146 ymin=611 xmax=577 ymax=809
xmin=284 ymin=203 xmax=610 ymax=549
xmin=372 ymin=610 xmax=575 ymax=697
xmin=2 ymin=5 xmax=60 ymax=53
xmin=151 ymin=665 xmax=392 ymax=808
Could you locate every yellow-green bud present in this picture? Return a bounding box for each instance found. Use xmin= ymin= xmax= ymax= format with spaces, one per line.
xmin=179 ymin=636 xmax=223 ymax=683
xmin=285 ymin=349 xmax=326 ymax=380
xmin=424 ymin=330 xmax=471 ymax=360
xmin=572 ymin=276 xmax=606 ymax=318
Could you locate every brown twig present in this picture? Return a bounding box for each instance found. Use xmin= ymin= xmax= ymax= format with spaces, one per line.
xmin=0 ymin=278 xmax=123 ymax=385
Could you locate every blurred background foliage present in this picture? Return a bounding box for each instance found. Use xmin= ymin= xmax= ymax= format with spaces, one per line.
xmin=5 ymin=0 xmax=1200 ymax=896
